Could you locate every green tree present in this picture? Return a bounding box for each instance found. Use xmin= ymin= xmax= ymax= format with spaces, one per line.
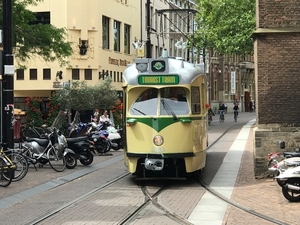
xmin=194 ymin=0 xmax=256 ymax=55
xmin=0 ymin=0 xmax=73 ymax=67
xmin=92 ymin=77 xmax=118 ymax=111
xmin=55 ymin=81 xmax=94 ymax=112
xmin=55 ymin=78 xmax=118 ymax=113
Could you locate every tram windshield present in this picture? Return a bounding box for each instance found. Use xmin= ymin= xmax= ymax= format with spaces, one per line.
xmin=129 ymin=87 xmax=189 ymax=116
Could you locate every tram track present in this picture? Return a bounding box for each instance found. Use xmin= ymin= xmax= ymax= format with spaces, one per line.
xmin=27 ymin=172 xmax=131 ymax=225
xmin=119 ymin=183 xmax=193 ymax=225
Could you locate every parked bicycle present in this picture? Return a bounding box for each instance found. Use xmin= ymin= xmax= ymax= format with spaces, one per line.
xmin=21 ymin=120 xmax=49 ymax=138
xmin=0 ymin=144 xmax=17 ymax=187
xmin=21 ymin=127 xmax=68 ymax=172
xmin=4 ymin=148 xmax=29 ymax=182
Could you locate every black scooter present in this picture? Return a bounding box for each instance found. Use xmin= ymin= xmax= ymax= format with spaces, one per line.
xmin=65 ymin=136 xmax=95 ymax=169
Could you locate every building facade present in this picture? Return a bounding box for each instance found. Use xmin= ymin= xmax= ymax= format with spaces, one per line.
xmin=253 ymin=0 xmax=300 ymax=176
xmin=14 ymin=0 xmax=141 ymax=111
xmin=207 ymin=52 xmax=255 ymax=113
xmin=14 ymin=0 xmax=198 ymax=114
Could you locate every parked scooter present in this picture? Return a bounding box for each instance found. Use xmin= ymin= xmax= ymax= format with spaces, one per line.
xmin=86 ymin=126 xmax=112 ymax=155
xmin=268 ymin=156 xmax=300 ymax=186
xmin=65 ymin=136 xmax=95 ymax=168
xmin=268 ymin=139 xmax=300 ymax=186
xmin=275 ymin=166 xmax=300 ymax=202
xmin=89 ymin=122 xmax=121 ymax=150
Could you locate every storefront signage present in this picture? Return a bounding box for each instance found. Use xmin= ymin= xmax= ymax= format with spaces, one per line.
xmin=109 ymin=57 xmax=130 ymax=66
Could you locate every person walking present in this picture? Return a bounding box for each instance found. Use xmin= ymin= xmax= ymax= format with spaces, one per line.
xmin=249 ymin=101 xmax=253 ymax=112
xmin=92 ymin=108 xmax=100 ymax=123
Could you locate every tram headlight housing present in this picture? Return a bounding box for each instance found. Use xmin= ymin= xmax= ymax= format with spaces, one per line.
xmin=153 ymin=135 xmax=164 ymax=146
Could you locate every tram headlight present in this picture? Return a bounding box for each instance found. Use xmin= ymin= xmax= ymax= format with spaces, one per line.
xmin=153 ymin=135 xmax=164 ymax=146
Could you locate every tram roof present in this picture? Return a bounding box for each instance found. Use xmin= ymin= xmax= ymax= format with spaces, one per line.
xmin=123 ymin=57 xmax=205 ymax=86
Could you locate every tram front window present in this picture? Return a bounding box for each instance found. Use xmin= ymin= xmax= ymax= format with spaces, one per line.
xmin=129 ymin=87 xmax=189 ymax=116
xmin=130 ymin=88 xmax=158 ymax=116
xmin=160 ymin=87 xmax=189 ymax=115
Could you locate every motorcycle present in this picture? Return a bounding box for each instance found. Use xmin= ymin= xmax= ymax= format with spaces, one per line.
xmin=275 ymin=166 xmax=300 ymax=202
xmin=65 ymin=136 xmax=95 ymax=168
xmin=89 ymin=122 xmax=121 ymax=150
xmin=86 ymin=127 xmax=112 ymax=155
xmin=21 ymin=127 xmax=76 ymax=172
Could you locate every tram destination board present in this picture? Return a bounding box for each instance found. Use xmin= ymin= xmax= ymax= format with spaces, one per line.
xmin=138 ymin=75 xmax=179 ymax=85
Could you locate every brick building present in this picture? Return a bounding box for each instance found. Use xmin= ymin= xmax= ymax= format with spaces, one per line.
xmin=253 ymin=0 xmax=300 ymax=175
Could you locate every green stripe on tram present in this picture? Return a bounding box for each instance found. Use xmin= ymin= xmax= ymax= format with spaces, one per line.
xmin=126 ymin=116 xmax=205 ymax=132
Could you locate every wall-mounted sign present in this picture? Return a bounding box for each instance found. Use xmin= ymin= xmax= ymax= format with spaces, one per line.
xmin=109 ymin=57 xmax=130 ymax=66
xmin=138 ymin=75 xmax=179 ymax=85
xmin=231 ymin=71 xmax=236 ymax=94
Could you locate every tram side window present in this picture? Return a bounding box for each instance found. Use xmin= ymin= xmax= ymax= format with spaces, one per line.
xmin=191 ymin=86 xmax=201 ymax=114
xmin=129 ymin=88 xmax=158 ymax=116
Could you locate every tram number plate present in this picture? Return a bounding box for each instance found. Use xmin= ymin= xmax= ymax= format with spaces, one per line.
xmin=138 ymin=75 xmax=179 ymax=85
xmin=152 ymin=147 xmax=166 ymax=153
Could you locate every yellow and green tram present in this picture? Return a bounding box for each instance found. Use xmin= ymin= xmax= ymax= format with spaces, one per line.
xmin=122 ymin=56 xmax=208 ymax=179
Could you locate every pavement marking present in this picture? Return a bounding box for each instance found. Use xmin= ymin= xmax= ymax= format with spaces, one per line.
xmin=188 ymin=119 xmax=256 ymax=225
xmin=0 ymin=154 xmax=123 ymax=210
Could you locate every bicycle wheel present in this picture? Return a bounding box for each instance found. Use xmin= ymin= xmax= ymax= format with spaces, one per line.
xmin=5 ymin=152 xmax=29 ymax=182
xmin=48 ymin=148 xmax=66 ymax=172
xmin=0 ymin=158 xmax=12 ymax=187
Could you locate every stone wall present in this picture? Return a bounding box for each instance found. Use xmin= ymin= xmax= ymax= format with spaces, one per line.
xmin=254 ymin=125 xmax=300 ymax=176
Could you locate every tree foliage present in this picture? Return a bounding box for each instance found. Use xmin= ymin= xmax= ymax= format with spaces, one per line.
xmin=92 ymin=77 xmax=118 ymax=111
xmin=55 ymin=78 xmax=118 ymax=112
xmin=0 ymin=0 xmax=73 ymax=67
xmin=194 ymin=0 xmax=256 ymax=55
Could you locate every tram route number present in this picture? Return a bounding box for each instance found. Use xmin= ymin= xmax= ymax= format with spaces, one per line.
xmin=138 ymin=75 xmax=179 ymax=85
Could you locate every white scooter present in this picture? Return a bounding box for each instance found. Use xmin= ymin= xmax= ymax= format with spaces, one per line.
xmin=275 ymin=165 xmax=300 ymax=202
xmin=268 ymin=155 xmax=300 ymax=186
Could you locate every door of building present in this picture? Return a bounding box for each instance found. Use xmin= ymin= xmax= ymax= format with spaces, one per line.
xmin=245 ymin=91 xmax=250 ymax=112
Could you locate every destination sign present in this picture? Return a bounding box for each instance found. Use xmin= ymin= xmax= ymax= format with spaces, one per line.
xmin=138 ymin=75 xmax=179 ymax=85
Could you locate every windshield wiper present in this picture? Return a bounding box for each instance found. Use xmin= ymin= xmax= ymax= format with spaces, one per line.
xmin=161 ymin=99 xmax=178 ymax=120
xmin=133 ymin=108 xmax=157 ymax=120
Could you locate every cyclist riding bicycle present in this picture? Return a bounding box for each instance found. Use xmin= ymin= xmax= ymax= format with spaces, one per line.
xmin=219 ymin=103 xmax=225 ymax=122
xmin=233 ymin=103 xmax=239 ymax=122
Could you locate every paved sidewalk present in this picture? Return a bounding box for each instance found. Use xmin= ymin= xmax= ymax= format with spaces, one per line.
xmin=224 ymin=123 xmax=297 ymax=225
xmin=188 ymin=119 xmax=255 ymax=225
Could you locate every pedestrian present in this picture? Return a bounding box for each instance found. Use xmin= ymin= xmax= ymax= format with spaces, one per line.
xmin=249 ymin=101 xmax=253 ymax=112
xmin=100 ymin=110 xmax=111 ymax=129
xmin=92 ymin=108 xmax=100 ymax=123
